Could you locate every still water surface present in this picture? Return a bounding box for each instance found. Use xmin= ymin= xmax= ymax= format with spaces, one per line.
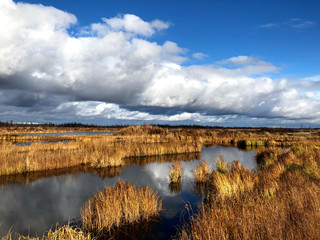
xmin=0 ymin=146 xmax=257 ymax=239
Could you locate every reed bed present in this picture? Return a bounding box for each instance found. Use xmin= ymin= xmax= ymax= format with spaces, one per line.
xmin=1 ymin=125 xmax=320 ymax=176
xmin=0 ymin=130 xmax=201 ymax=175
xmin=177 ymin=144 xmax=320 ymax=240
xmin=81 ymin=181 xmax=162 ymax=238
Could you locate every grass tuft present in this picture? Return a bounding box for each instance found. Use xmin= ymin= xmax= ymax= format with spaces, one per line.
xmin=194 ymin=161 xmax=209 ymax=183
xmin=81 ymin=181 xmax=162 ymax=237
xmin=169 ymin=161 xmax=182 ymax=184
xmin=215 ymin=155 xmax=227 ymax=173
xmin=3 ymin=225 xmax=94 ymax=240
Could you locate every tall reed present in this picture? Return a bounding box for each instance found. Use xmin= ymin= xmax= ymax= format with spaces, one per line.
xmin=81 ymin=181 xmax=162 ymax=237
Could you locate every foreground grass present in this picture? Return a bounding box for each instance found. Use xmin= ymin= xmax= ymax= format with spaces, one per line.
xmin=3 ymin=225 xmax=95 ymax=240
xmin=81 ymin=181 xmax=162 ymax=238
xmin=177 ymin=145 xmax=320 ymax=240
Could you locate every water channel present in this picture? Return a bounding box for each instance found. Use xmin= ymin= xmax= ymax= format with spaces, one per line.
xmin=0 ymin=145 xmax=257 ymax=239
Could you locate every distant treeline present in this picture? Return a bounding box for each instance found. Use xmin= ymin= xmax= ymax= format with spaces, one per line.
xmin=0 ymin=121 xmax=105 ymax=128
xmin=0 ymin=120 xmax=318 ymax=131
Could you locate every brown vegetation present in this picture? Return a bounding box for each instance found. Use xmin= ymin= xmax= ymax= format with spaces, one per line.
xmin=3 ymin=225 xmax=95 ymax=240
xmin=1 ymin=125 xmax=320 ymax=176
xmin=169 ymin=161 xmax=182 ymax=184
xmin=177 ymin=144 xmax=320 ymax=240
xmin=2 ymin=125 xmax=320 ymax=239
xmin=194 ymin=160 xmax=209 ymax=182
xmin=81 ymin=181 xmax=162 ymax=238
xmin=0 ymin=125 xmax=201 ymax=176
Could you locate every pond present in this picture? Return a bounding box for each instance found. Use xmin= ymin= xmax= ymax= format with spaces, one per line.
xmin=0 ymin=145 xmax=257 ymax=239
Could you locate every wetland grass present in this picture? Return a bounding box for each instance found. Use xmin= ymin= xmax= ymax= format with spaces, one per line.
xmin=0 ymin=127 xmax=201 ymax=176
xmin=2 ymin=125 xmax=320 ymax=239
xmin=194 ymin=160 xmax=209 ymax=183
xmin=177 ymin=144 xmax=320 ymax=240
xmin=169 ymin=161 xmax=182 ymax=184
xmin=1 ymin=125 xmax=320 ymax=176
xmin=81 ymin=181 xmax=162 ymax=238
xmin=3 ymin=225 xmax=95 ymax=240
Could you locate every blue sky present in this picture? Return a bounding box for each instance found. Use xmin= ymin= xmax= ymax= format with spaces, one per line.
xmin=22 ymin=0 xmax=320 ymax=76
xmin=0 ymin=0 xmax=319 ymax=127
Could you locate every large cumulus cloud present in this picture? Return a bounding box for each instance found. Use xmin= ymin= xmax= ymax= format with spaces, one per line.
xmin=0 ymin=0 xmax=319 ymax=126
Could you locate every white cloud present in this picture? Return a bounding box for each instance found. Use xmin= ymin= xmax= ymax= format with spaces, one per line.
xmin=260 ymin=23 xmax=279 ymax=28
xmin=260 ymin=19 xmax=316 ymax=30
xmin=102 ymin=14 xmax=169 ymax=37
xmin=151 ymin=19 xmax=170 ymax=31
xmin=302 ymin=75 xmax=320 ymax=82
xmin=220 ymin=56 xmax=256 ymax=65
xmin=192 ymin=52 xmax=208 ymax=60
xmin=0 ymin=0 xmax=320 ymax=126
xmin=291 ymin=20 xmax=315 ymax=29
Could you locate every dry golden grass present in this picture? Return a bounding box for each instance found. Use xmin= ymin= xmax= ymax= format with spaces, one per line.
xmin=169 ymin=161 xmax=182 ymax=184
xmin=1 ymin=125 xmax=320 ymax=176
xmin=2 ymin=126 xmax=320 ymax=239
xmin=194 ymin=160 xmax=209 ymax=182
xmin=206 ymin=161 xmax=258 ymax=201
xmin=81 ymin=181 xmax=162 ymax=237
xmin=177 ymin=144 xmax=320 ymax=240
xmin=178 ymin=173 xmax=320 ymax=240
xmin=0 ymin=127 xmax=202 ymax=176
xmin=215 ymin=155 xmax=227 ymax=173
xmin=3 ymin=225 xmax=94 ymax=240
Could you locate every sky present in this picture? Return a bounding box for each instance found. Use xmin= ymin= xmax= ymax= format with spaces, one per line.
xmin=0 ymin=0 xmax=320 ymax=127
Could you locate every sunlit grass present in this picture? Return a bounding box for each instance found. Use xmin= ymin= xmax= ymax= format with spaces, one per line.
xmin=169 ymin=161 xmax=182 ymax=184
xmin=194 ymin=160 xmax=209 ymax=182
xmin=81 ymin=181 xmax=162 ymax=237
xmin=3 ymin=225 xmax=95 ymax=240
xmin=177 ymin=143 xmax=320 ymax=240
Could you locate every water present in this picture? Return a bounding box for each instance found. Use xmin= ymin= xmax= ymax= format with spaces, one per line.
xmin=21 ymin=131 xmax=114 ymax=137
xmin=0 ymin=146 xmax=257 ymax=239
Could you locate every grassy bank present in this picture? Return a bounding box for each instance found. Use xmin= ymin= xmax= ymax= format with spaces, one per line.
xmin=176 ymin=144 xmax=320 ymax=240
xmin=0 ymin=126 xmax=202 ymax=175
xmin=1 ymin=125 xmax=319 ymax=176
